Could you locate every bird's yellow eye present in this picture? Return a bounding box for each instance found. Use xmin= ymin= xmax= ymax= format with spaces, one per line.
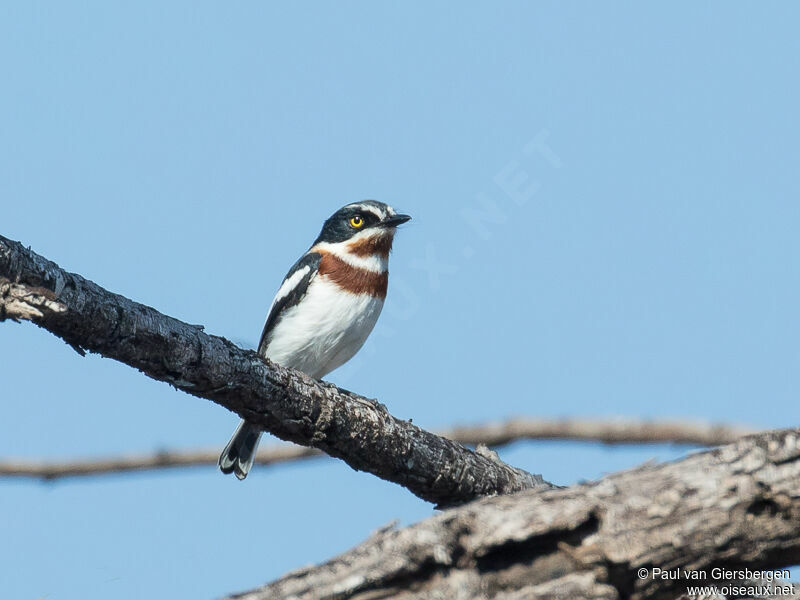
xmin=349 ymin=216 xmax=364 ymax=228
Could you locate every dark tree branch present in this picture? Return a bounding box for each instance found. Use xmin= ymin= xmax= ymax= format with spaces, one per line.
xmin=4 ymin=234 xmax=795 ymax=600
xmin=228 ymin=427 xmax=800 ymax=600
xmin=0 ymin=418 xmax=756 ymax=480
xmin=0 ymin=234 xmax=554 ymax=506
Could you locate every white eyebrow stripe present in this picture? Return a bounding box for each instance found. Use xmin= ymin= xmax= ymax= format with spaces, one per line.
xmin=344 ymin=202 xmax=386 ymax=220
xmin=362 ymin=205 xmax=384 ymax=219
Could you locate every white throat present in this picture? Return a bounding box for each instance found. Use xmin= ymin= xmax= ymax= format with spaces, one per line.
xmin=312 ymin=230 xmax=393 ymax=273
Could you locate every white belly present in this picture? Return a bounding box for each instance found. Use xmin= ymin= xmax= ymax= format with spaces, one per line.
xmin=263 ymin=277 xmax=384 ymax=379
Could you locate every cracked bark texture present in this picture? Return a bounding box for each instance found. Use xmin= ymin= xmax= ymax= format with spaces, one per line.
xmin=0 ymin=234 xmax=553 ymax=507
xmin=229 ymin=428 xmax=800 ymax=600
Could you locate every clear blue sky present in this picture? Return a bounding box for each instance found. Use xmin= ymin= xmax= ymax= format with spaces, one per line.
xmin=2 ymin=3 xmax=799 ymax=598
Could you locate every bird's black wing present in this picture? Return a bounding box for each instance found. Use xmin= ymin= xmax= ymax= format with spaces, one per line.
xmin=257 ymin=251 xmax=322 ymax=355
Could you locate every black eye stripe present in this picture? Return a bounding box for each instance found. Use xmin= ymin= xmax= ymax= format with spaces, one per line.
xmin=347 ymin=212 xmax=377 ymax=226
xmin=315 ymin=202 xmax=392 ymax=244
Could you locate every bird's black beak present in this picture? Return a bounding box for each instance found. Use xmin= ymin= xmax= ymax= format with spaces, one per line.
xmin=381 ymin=214 xmax=412 ymax=228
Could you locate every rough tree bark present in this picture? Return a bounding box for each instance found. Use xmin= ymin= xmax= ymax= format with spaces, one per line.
xmin=230 ymin=427 xmax=800 ymax=600
xmin=0 ymin=234 xmax=552 ymax=507
xmin=4 ymin=234 xmax=797 ymax=600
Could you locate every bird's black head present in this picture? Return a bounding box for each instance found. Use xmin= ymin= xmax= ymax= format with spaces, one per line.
xmin=314 ymin=200 xmax=411 ymax=244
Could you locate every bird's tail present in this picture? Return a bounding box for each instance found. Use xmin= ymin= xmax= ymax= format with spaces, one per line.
xmin=218 ymin=420 xmax=263 ymax=480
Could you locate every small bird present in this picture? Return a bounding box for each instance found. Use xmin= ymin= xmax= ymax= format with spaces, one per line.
xmin=219 ymin=200 xmax=411 ymax=480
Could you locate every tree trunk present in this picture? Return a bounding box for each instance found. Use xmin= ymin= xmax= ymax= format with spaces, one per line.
xmin=230 ymin=427 xmax=800 ymax=600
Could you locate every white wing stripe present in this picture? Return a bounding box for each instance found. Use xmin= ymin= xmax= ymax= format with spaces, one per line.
xmin=266 ymin=264 xmax=312 ymax=315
